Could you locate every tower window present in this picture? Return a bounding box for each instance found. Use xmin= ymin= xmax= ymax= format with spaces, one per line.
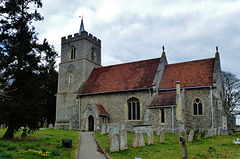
xmin=127 ymin=97 xmax=140 ymax=120
xmin=193 ymin=98 xmax=203 ymax=115
xmin=91 ymin=47 xmax=94 ymax=61
xmin=69 ymin=74 xmax=73 ymax=84
xmin=70 ymin=46 xmax=75 ymax=59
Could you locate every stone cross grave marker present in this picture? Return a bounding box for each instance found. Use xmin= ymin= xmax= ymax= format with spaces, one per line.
xmin=179 ymin=130 xmax=187 ymax=159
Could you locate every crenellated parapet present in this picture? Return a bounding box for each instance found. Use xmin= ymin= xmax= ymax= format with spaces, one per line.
xmin=61 ymin=31 xmax=101 ymax=46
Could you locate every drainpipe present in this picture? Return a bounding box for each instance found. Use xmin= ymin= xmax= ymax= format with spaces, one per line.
xmin=210 ymin=86 xmax=213 ymax=128
xmin=78 ymin=95 xmax=81 ymax=130
xmin=172 ymin=106 xmax=174 ymax=133
xmin=148 ymin=88 xmax=151 ymax=102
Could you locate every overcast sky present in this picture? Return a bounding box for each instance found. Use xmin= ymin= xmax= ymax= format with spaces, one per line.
xmin=34 ymin=0 xmax=240 ymax=124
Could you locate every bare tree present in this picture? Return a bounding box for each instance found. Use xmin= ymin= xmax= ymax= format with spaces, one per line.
xmin=222 ymin=71 xmax=240 ymax=115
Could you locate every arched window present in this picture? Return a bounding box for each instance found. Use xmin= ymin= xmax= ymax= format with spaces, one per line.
xmin=193 ymin=98 xmax=203 ymax=115
xmin=127 ymin=97 xmax=140 ymax=120
xmin=160 ymin=109 xmax=165 ymax=123
xmin=70 ymin=46 xmax=75 ymax=59
xmin=91 ymin=47 xmax=94 ymax=61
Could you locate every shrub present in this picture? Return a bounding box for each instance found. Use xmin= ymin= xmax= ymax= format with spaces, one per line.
xmin=7 ymin=145 xmax=17 ymax=151
xmin=208 ymin=146 xmax=216 ymax=152
xmin=24 ymin=145 xmax=35 ymax=150
xmin=40 ymin=147 xmax=48 ymax=152
xmin=0 ymin=151 xmax=12 ymax=158
xmin=51 ymin=149 xmax=61 ymax=156
xmin=36 ymin=143 xmax=40 ymax=147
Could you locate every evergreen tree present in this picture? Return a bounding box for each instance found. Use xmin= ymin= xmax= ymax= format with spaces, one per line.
xmin=0 ymin=0 xmax=57 ymax=138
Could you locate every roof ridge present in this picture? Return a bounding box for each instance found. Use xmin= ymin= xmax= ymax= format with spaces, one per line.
xmin=167 ymin=57 xmax=215 ymax=66
xmin=93 ymin=57 xmax=161 ymax=70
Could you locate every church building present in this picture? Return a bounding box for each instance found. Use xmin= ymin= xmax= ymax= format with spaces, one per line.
xmin=55 ymin=19 xmax=233 ymax=134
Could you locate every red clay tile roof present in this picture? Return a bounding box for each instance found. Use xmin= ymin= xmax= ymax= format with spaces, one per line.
xmin=150 ymin=91 xmax=176 ymax=106
xmin=96 ymin=104 xmax=109 ymax=115
xmin=79 ymin=58 xmax=160 ymax=94
xmin=159 ymin=58 xmax=215 ymax=89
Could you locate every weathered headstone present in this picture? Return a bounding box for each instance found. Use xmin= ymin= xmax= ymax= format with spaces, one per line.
xmin=43 ymin=121 xmax=48 ymax=128
xmin=106 ymin=123 xmax=112 ymax=133
xmin=193 ymin=129 xmax=199 ymax=141
xmin=187 ymin=130 xmax=194 ymax=142
xmin=206 ymin=128 xmax=214 ymax=138
xmin=132 ymin=132 xmax=145 ymax=148
xmin=119 ymin=124 xmax=128 ymax=150
xmin=179 ymin=130 xmax=187 ymax=159
xmin=159 ymin=128 xmax=165 ymax=143
xmin=109 ymin=124 xmax=120 ymax=136
xmin=48 ymin=124 xmax=53 ymax=129
xmin=101 ymin=124 xmax=106 ymax=135
xmin=156 ymin=127 xmax=161 ymax=136
xmin=109 ymin=134 xmax=119 ymax=153
xmin=147 ymin=128 xmax=154 ymax=145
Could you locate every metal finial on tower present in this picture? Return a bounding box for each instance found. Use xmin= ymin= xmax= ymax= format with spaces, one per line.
xmin=216 ymin=46 xmax=218 ymax=53
xmin=79 ymin=15 xmax=85 ymax=35
xmin=162 ymin=45 xmax=165 ymax=52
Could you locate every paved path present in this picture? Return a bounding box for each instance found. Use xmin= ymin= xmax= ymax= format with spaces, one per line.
xmin=78 ymin=132 xmax=106 ymax=159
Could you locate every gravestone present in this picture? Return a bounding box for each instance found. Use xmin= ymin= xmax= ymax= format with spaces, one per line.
xmin=206 ymin=128 xmax=214 ymax=138
xmin=119 ymin=124 xmax=128 ymax=150
xmin=147 ymin=128 xmax=154 ymax=145
xmin=109 ymin=124 xmax=120 ymax=136
xmin=109 ymin=134 xmax=119 ymax=153
xmin=187 ymin=130 xmax=194 ymax=142
xmin=193 ymin=129 xmax=199 ymax=141
xmin=156 ymin=127 xmax=161 ymax=136
xmin=101 ymin=124 xmax=106 ymax=135
xmin=43 ymin=122 xmax=48 ymax=128
xmin=106 ymin=123 xmax=112 ymax=133
xmin=159 ymin=128 xmax=165 ymax=143
xmin=48 ymin=124 xmax=53 ymax=129
xmin=132 ymin=132 xmax=145 ymax=148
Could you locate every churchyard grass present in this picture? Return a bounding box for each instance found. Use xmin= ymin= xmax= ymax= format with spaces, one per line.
xmin=94 ymin=132 xmax=240 ymax=159
xmin=0 ymin=128 xmax=79 ymax=158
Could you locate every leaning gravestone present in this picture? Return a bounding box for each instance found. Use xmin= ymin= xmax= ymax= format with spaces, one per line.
xmin=119 ymin=124 xmax=128 ymax=150
xmin=109 ymin=134 xmax=119 ymax=153
xmin=159 ymin=128 xmax=165 ymax=143
xmin=132 ymin=132 xmax=145 ymax=148
xmin=206 ymin=128 xmax=214 ymax=138
xmin=109 ymin=125 xmax=120 ymax=136
xmin=147 ymin=128 xmax=154 ymax=145
xmin=43 ymin=122 xmax=48 ymax=128
xmin=187 ymin=130 xmax=194 ymax=142
xmin=48 ymin=124 xmax=53 ymax=129
xmin=101 ymin=124 xmax=106 ymax=135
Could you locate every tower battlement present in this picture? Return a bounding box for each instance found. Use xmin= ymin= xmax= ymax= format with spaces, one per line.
xmin=61 ymin=31 xmax=101 ymax=46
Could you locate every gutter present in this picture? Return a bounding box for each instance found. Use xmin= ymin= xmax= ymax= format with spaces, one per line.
xmin=158 ymin=85 xmax=212 ymax=92
xmin=99 ymin=114 xmax=110 ymax=117
xmin=78 ymin=88 xmax=152 ymax=97
xmin=148 ymin=105 xmax=176 ymax=109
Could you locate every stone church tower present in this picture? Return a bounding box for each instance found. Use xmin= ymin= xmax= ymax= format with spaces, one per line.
xmin=55 ymin=18 xmax=101 ymax=129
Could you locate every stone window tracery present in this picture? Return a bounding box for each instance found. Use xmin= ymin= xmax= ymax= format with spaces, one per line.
xmin=70 ymin=46 xmax=75 ymax=59
xmin=193 ymin=98 xmax=203 ymax=115
xmin=127 ymin=97 xmax=140 ymax=120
